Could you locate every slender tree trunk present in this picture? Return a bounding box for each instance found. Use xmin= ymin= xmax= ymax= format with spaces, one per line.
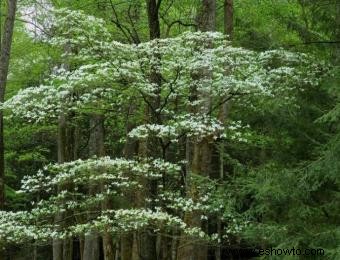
xmin=60 ymin=130 xmax=75 ymax=260
xmin=217 ymin=3 xmax=233 ymax=259
xmin=224 ymin=0 xmax=233 ymax=39
xmin=100 ymin=119 xmax=117 ymax=260
xmin=133 ymin=1 xmax=162 ymax=259
xmin=53 ymin=115 xmax=67 ymax=260
xmin=54 ymin=114 xmax=77 ymax=260
xmin=121 ymin=103 xmax=138 ymax=260
xmin=83 ymin=233 xmax=100 ymax=260
xmin=121 ymin=234 xmax=134 ymax=260
xmin=53 ymin=42 xmax=75 ymax=260
xmin=178 ymin=139 xmax=212 ymax=260
xmin=136 ymin=109 xmax=159 ymax=260
xmin=63 ymin=239 xmax=73 ymax=260
xmin=83 ymin=115 xmax=105 ymax=260
xmin=80 ymin=237 xmax=85 ymax=260
xmin=96 ymin=115 xmax=115 ymax=260
xmin=334 ymin=2 xmax=340 ymax=64
xmin=197 ymin=0 xmax=216 ymax=32
xmin=83 ymin=114 xmax=115 ymax=260
xmin=102 ymin=232 xmax=115 ymax=260
xmin=178 ymin=1 xmax=216 ymax=259
xmin=146 ymin=0 xmax=161 ymax=39
xmin=0 ymin=0 xmax=17 ymax=210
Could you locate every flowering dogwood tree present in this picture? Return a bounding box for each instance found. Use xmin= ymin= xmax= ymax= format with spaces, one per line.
xmin=0 ymin=8 xmax=327 ymax=254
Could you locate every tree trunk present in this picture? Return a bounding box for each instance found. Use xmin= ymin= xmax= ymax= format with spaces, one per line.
xmin=121 ymin=105 xmax=138 ymax=260
xmin=197 ymin=0 xmax=216 ymax=32
xmin=63 ymin=239 xmax=73 ymax=260
xmin=178 ymin=1 xmax=216 ymax=259
xmin=53 ymin=115 xmax=67 ymax=260
xmin=54 ymin=114 xmax=76 ymax=260
xmin=146 ymin=0 xmax=161 ymax=39
xmin=133 ymin=1 xmax=162 ymax=259
xmin=121 ymin=234 xmax=134 ymax=260
xmin=136 ymin=122 xmax=158 ymax=260
xmin=334 ymin=1 xmax=340 ymax=64
xmin=80 ymin=237 xmax=85 ymax=260
xmin=102 ymin=233 xmax=115 ymax=260
xmin=83 ymin=114 xmax=115 ymax=260
xmin=83 ymin=233 xmax=100 ymax=260
xmin=0 ymin=0 xmax=17 ymax=210
xmin=216 ymin=2 xmax=234 ymax=259
xmin=224 ymin=0 xmax=233 ymax=39
xmin=83 ymin=114 xmax=106 ymax=260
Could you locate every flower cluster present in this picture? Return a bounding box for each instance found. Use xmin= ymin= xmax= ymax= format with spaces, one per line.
xmin=2 ymin=10 xmax=323 ymax=123
xmin=128 ymin=114 xmax=225 ymax=141
xmin=20 ymin=157 xmax=181 ymax=194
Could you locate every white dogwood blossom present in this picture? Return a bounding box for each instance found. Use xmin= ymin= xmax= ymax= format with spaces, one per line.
xmin=2 ymin=9 xmax=323 ymax=123
xmin=19 ymin=157 xmax=181 ymax=194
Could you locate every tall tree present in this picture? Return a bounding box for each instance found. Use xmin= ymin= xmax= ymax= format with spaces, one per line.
xmin=135 ymin=1 xmax=162 ymax=259
xmin=53 ymin=43 xmax=76 ymax=260
xmin=216 ymin=1 xmax=234 ymax=259
xmin=53 ymin=114 xmax=77 ymax=260
xmin=179 ymin=1 xmax=216 ymax=259
xmin=83 ymin=115 xmax=104 ymax=260
xmin=146 ymin=0 xmax=161 ymax=39
xmin=224 ymin=0 xmax=233 ymax=39
xmin=0 ymin=0 xmax=17 ymax=209
xmin=334 ymin=1 xmax=340 ymax=63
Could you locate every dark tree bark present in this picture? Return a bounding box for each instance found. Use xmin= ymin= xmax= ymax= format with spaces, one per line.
xmin=83 ymin=115 xmax=105 ymax=260
xmin=94 ymin=115 xmax=115 ymax=260
xmin=146 ymin=0 xmax=161 ymax=39
xmin=53 ymin=43 xmax=76 ymax=260
xmin=216 ymin=3 xmax=234 ymax=259
xmin=82 ymin=114 xmax=115 ymax=260
xmin=224 ymin=0 xmax=233 ymax=39
xmin=178 ymin=1 xmax=216 ymax=259
xmin=197 ymin=0 xmax=216 ymax=32
xmin=53 ymin=114 xmax=77 ymax=260
xmin=132 ymin=1 xmax=162 ymax=259
xmin=121 ymin=103 xmax=138 ymax=260
xmin=0 ymin=0 xmax=17 ymax=210
xmin=334 ymin=1 xmax=340 ymax=64
xmin=83 ymin=232 xmax=100 ymax=260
